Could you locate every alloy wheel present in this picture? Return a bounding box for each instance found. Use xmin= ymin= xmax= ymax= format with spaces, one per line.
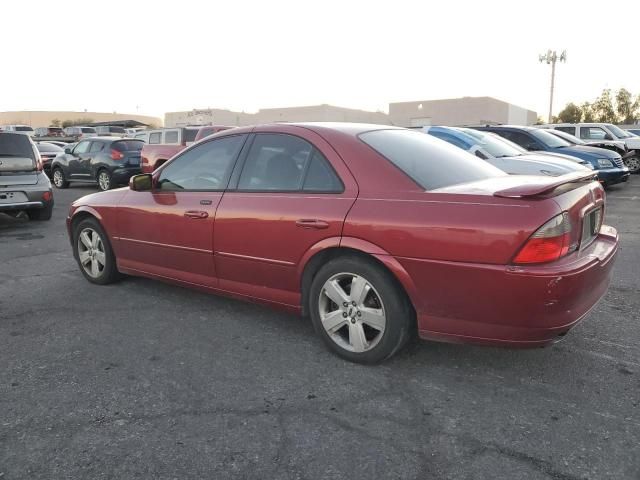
xmin=77 ymin=228 xmax=106 ymax=278
xmin=98 ymin=171 xmax=110 ymax=191
xmin=626 ymin=156 xmax=640 ymax=174
xmin=53 ymin=170 xmax=64 ymax=187
xmin=318 ymin=272 xmax=386 ymax=353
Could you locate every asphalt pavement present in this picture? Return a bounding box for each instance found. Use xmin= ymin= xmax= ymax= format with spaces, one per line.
xmin=1 ymin=179 xmax=639 ymax=480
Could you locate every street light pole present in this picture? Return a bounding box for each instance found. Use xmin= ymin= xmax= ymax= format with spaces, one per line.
xmin=539 ymin=50 xmax=567 ymax=123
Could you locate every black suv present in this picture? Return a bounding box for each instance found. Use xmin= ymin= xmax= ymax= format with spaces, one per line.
xmin=51 ymin=137 xmax=143 ymax=191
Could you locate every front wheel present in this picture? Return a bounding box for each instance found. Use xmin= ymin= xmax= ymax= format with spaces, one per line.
xmin=73 ymin=218 xmax=120 ymax=285
xmin=52 ymin=168 xmax=69 ymax=189
xmin=625 ymin=155 xmax=640 ymax=174
xmin=309 ymin=256 xmax=413 ymax=364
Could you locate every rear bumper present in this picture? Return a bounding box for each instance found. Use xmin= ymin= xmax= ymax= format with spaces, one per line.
xmin=111 ymin=167 xmax=141 ymax=185
xmin=0 ymin=201 xmax=44 ymax=211
xmin=400 ymin=226 xmax=619 ymax=347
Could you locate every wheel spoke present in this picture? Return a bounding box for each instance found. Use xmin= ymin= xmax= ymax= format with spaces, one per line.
xmin=79 ymin=250 xmax=91 ymax=265
xmin=94 ymin=251 xmax=106 ymax=266
xmin=90 ymin=259 xmax=100 ymax=277
xmin=348 ymin=322 xmax=368 ymax=352
xmin=80 ymin=231 xmax=92 ymax=249
xmin=323 ymin=279 xmax=350 ymax=306
xmin=322 ymin=309 xmax=347 ymax=333
xmin=91 ymin=233 xmax=100 ymax=248
xmin=350 ymin=275 xmax=370 ymax=306
xmin=359 ymin=307 xmax=385 ymax=332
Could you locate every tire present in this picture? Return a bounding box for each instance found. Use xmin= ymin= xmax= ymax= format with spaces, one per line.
xmin=73 ymin=217 xmax=121 ymax=285
xmin=52 ymin=168 xmax=69 ymax=189
xmin=27 ymin=200 xmax=53 ymax=221
xmin=97 ymin=170 xmax=112 ymax=191
xmin=309 ymin=255 xmax=414 ymax=364
xmin=625 ymin=155 xmax=640 ymax=174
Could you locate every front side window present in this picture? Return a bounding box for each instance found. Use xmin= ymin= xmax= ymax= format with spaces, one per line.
xmin=157 ymin=135 xmax=245 ymax=191
xmin=73 ymin=141 xmax=91 ymax=154
xmin=148 ymin=132 xmax=162 ymax=144
xmin=238 ymin=133 xmax=340 ymax=192
xmin=360 ymin=129 xmax=503 ymax=190
xmin=580 ymin=127 xmax=607 ymax=140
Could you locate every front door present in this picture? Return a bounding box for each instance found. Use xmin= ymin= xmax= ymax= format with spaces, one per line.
xmin=67 ymin=140 xmax=92 ymax=178
xmin=214 ymin=129 xmax=358 ymax=306
xmin=116 ymin=134 xmax=247 ymax=287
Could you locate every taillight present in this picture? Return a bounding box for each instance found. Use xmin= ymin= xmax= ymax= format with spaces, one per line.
xmin=42 ymin=191 xmax=52 ymax=201
xmin=513 ymin=212 xmax=573 ymax=264
xmin=111 ymin=149 xmax=124 ymax=160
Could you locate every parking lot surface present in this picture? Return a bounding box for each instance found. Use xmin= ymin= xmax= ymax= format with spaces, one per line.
xmin=1 ymin=181 xmax=639 ymax=480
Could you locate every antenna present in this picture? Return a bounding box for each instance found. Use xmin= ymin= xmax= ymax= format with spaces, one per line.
xmin=539 ymin=49 xmax=567 ymax=123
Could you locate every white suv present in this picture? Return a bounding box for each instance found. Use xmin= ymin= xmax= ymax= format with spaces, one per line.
xmin=1 ymin=125 xmax=35 ymax=136
xmin=545 ymin=123 xmax=640 ymax=172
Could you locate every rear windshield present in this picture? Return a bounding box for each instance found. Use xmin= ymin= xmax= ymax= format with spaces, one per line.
xmin=360 ymin=129 xmax=504 ymax=190
xmin=81 ymin=127 xmax=96 ymax=133
xmin=37 ymin=143 xmax=63 ymax=152
xmin=16 ymin=126 xmax=34 ymax=132
xmin=0 ymin=133 xmax=36 ymax=171
xmin=184 ymin=129 xmax=199 ymax=142
xmin=48 ymin=127 xmax=63 ymax=133
xmin=113 ymin=140 xmax=144 ymax=152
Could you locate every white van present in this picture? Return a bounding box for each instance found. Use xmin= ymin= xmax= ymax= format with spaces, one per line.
xmin=1 ymin=125 xmax=35 ymax=136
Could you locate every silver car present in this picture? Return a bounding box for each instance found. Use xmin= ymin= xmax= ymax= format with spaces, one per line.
xmin=0 ymin=132 xmax=54 ymax=220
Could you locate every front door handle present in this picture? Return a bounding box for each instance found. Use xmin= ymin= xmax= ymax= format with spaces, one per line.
xmin=296 ymin=219 xmax=329 ymax=229
xmin=184 ymin=210 xmax=209 ymax=219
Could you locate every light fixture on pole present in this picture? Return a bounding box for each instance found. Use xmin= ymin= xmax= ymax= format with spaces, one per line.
xmin=539 ymin=49 xmax=566 ymax=123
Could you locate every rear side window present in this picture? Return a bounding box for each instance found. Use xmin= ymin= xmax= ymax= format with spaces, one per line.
xmin=359 ymin=129 xmax=503 ymax=190
xmin=165 ymin=131 xmax=179 ymax=144
xmin=16 ymin=126 xmax=34 ymax=132
xmin=113 ymin=140 xmax=143 ymax=152
xmin=81 ymin=127 xmax=96 ymax=134
xmin=149 ymin=132 xmax=162 ymax=144
xmin=555 ymin=126 xmax=575 ymax=134
xmin=89 ymin=142 xmax=104 ymax=153
xmin=184 ymin=129 xmax=199 ymax=142
xmin=238 ymin=133 xmax=341 ymax=192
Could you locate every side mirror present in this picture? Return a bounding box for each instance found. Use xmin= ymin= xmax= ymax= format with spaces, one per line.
xmin=64 ymin=147 xmax=72 ymax=154
xmin=604 ymin=133 xmax=614 ymax=140
xmin=129 ymin=173 xmax=153 ymax=191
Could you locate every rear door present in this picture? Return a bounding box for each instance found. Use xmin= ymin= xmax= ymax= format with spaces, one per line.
xmin=213 ymin=128 xmax=357 ymax=306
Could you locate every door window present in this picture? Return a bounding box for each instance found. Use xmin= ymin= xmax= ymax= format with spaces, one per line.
xmin=497 ymin=131 xmax=539 ymax=150
xmin=579 ymin=127 xmax=607 ymax=140
xmin=89 ymin=141 xmax=104 ymax=153
xmin=149 ymin=132 xmax=162 ymax=144
xmin=157 ymin=135 xmax=245 ymax=191
xmin=164 ymin=130 xmax=179 ymax=144
xmin=73 ymin=141 xmax=91 ymax=154
xmin=238 ymin=133 xmax=340 ymax=192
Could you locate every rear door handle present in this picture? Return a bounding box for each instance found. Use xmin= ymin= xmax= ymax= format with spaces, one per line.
xmin=184 ymin=210 xmax=209 ymax=219
xmin=296 ymin=219 xmax=329 ymax=229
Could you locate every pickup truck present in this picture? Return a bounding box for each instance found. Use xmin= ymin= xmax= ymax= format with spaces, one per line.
xmin=140 ymin=125 xmax=232 ymax=173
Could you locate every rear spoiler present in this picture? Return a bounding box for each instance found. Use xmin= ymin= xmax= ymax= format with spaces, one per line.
xmin=494 ymin=171 xmax=598 ymax=198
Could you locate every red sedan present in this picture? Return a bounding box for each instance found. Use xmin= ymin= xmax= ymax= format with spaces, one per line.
xmin=66 ymin=123 xmax=618 ymax=363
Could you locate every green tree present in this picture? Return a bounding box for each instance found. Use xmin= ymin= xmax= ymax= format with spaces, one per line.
xmin=592 ymin=89 xmax=617 ymax=123
xmin=615 ymin=88 xmax=635 ymax=123
xmin=50 ymin=118 xmax=61 ymax=127
xmin=535 ymin=116 xmax=546 ymax=125
xmin=581 ymin=102 xmax=595 ymax=122
xmin=61 ymin=117 xmax=94 ymax=128
xmin=557 ymin=102 xmax=583 ymax=123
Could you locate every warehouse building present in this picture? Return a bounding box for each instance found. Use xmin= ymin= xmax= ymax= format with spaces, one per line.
xmin=388 ymin=97 xmax=537 ymax=127
xmin=0 ymin=111 xmax=162 ymax=129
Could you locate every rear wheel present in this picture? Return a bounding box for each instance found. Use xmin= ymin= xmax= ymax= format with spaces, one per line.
xmin=27 ymin=201 xmax=53 ymax=221
xmin=73 ymin=218 xmax=120 ymax=285
xmin=309 ymin=256 xmax=413 ymax=364
xmin=52 ymin=168 xmax=69 ymax=189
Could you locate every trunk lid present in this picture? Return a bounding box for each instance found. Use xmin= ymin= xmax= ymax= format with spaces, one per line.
xmin=0 ymin=172 xmax=39 ymax=186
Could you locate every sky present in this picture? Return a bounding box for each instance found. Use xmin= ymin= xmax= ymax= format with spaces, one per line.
xmin=2 ymin=0 xmax=639 ymax=120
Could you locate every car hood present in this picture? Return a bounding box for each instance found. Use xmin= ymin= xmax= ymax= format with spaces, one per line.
xmin=516 ymin=152 xmax=588 ymax=166
xmin=549 ymin=145 xmax=619 ymax=159
xmin=71 ymin=187 xmax=129 ymax=208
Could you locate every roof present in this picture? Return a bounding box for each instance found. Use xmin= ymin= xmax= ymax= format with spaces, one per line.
xmin=88 ymin=119 xmax=149 ymax=128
